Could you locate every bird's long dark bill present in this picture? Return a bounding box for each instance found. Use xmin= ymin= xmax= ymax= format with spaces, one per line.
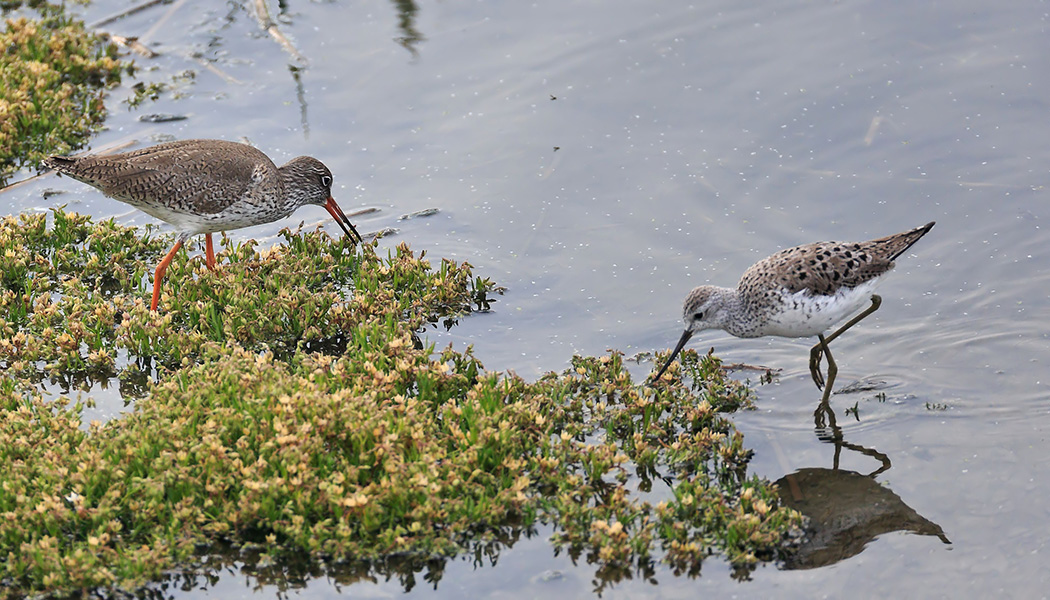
xmin=325 ymin=196 xmax=363 ymax=243
xmin=651 ymin=329 xmax=694 ymax=384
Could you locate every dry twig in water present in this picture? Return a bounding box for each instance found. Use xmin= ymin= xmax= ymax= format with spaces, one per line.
xmin=252 ymin=0 xmax=308 ymax=65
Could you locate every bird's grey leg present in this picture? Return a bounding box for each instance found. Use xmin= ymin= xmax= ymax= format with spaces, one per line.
xmin=205 ymin=233 xmax=216 ymax=270
xmin=809 ymin=294 xmax=883 ymax=388
xmin=813 ymin=334 xmax=839 ymax=428
xmin=824 ymin=294 xmax=883 ymax=347
xmin=151 ymin=232 xmax=190 ymax=312
xmin=820 ymin=334 xmax=836 ymax=397
xmin=809 ymin=343 xmax=827 ymax=390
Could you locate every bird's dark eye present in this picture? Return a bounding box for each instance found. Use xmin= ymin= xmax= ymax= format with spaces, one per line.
xmin=693 ymin=312 xmax=704 ymax=320
xmin=321 ymin=175 xmax=332 ymax=188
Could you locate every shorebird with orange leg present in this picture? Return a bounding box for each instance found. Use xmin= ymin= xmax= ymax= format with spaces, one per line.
xmin=44 ymin=139 xmax=362 ymax=311
xmin=651 ymin=222 xmax=935 ymax=426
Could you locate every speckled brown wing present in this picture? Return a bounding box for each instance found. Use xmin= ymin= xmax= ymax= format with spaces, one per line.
xmin=737 ymin=222 xmax=935 ymax=296
xmin=45 ymin=140 xmax=279 ymax=216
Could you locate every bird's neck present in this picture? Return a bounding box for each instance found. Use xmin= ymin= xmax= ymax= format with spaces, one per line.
xmin=277 ymin=168 xmax=309 ymax=213
xmin=716 ymin=287 xmax=756 ymax=338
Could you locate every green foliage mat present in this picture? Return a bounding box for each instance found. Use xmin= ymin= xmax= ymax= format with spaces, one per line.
xmin=0 ymin=6 xmax=131 ymax=186
xmin=0 ymin=210 xmax=801 ymax=596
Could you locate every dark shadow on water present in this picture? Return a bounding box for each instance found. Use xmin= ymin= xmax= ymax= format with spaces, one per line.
xmin=134 ymin=526 xmax=549 ymax=599
xmin=126 ymin=510 xmax=751 ymax=597
xmin=13 ymin=360 xmax=151 ymax=403
xmin=289 ymin=64 xmax=310 ymax=138
xmin=775 ymin=425 xmax=951 ymax=570
xmin=390 ymin=0 xmax=425 ymax=58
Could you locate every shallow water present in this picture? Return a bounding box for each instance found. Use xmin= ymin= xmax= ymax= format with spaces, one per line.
xmin=4 ymin=0 xmax=1050 ymax=596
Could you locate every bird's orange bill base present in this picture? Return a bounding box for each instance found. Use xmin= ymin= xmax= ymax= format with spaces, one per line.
xmin=151 ymin=238 xmax=185 ymax=312
xmin=325 ymin=196 xmax=363 ymax=243
xmin=651 ymin=329 xmax=694 ymax=383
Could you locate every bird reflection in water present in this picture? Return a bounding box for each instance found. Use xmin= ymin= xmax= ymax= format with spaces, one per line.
xmin=775 ymin=427 xmax=950 ymax=570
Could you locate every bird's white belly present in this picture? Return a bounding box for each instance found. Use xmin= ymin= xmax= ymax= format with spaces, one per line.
xmin=133 ymin=201 xmax=284 ymax=235
xmin=758 ymin=278 xmax=883 ymax=338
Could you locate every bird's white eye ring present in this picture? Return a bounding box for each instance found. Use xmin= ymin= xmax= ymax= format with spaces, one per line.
xmin=321 ymin=175 xmax=332 ymax=188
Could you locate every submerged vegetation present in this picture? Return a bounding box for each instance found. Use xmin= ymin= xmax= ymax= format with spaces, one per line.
xmin=0 ymin=4 xmax=130 ymax=186
xmin=0 ymin=210 xmax=803 ymax=596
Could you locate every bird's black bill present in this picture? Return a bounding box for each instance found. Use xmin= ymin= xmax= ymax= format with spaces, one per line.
xmin=325 ymin=196 xmax=363 ymax=244
xmin=651 ymin=329 xmax=694 ymax=384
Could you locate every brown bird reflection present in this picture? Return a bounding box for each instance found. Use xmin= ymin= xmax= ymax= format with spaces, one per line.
xmin=775 ymin=437 xmax=950 ymax=570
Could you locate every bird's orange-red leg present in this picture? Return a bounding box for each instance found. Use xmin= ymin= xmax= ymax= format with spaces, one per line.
xmin=205 ymin=233 xmax=216 ymax=270
xmin=151 ymin=236 xmax=185 ymax=311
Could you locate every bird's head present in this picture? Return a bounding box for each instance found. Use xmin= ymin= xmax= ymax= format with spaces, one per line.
xmin=284 ymin=157 xmax=362 ymax=244
xmin=651 ymin=286 xmax=728 ymax=383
